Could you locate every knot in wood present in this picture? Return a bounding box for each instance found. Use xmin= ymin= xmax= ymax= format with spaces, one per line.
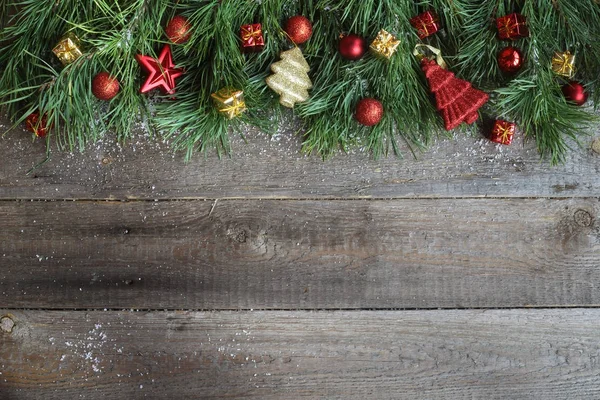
xmin=592 ymin=138 xmax=600 ymax=154
xmin=0 ymin=316 xmax=15 ymax=333
xmin=574 ymin=209 xmax=593 ymax=227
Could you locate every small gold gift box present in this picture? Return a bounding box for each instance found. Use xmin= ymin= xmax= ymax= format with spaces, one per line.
xmin=211 ymin=88 xmax=247 ymax=119
xmin=370 ymin=29 xmax=400 ymax=60
xmin=52 ymin=32 xmax=83 ymax=66
xmin=552 ymin=51 xmax=575 ymax=78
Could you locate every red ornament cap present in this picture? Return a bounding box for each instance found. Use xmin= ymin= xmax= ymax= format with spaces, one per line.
xmin=165 ymin=15 xmax=191 ymax=44
xmin=562 ymin=81 xmax=588 ymax=106
xmin=92 ymin=72 xmax=120 ymax=100
xmin=497 ymin=46 xmax=524 ymax=74
xmin=285 ymin=16 xmax=313 ymax=44
xmin=339 ymin=34 xmax=367 ymax=61
xmin=355 ymin=98 xmax=384 ymax=126
xmin=135 ymin=45 xmax=184 ymax=95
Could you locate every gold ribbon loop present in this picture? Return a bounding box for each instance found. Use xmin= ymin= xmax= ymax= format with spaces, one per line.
xmin=413 ymin=44 xmax=447 ymax=69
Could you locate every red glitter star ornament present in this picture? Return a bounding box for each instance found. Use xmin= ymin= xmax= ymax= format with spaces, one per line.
xmin=135 ymin=45 xmax=183 ymax=95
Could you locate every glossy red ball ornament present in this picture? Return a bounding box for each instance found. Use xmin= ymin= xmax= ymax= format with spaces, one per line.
xmin=562 ymin=81 xmax=588 ymax=106
xmin=165 ymin=15 xmax=191 ymax=44
xmin=497 ymin=46 xmax=523 ymax=74
xmin=355 ymin=98 xmax=384 ymax=126
xmin=92 ymin=72 xmax=120 ymax=100
xmin=339 ymin=34 xmax=367 ymax=61
xmin=284 ymin=15 xmax=312 ymax=44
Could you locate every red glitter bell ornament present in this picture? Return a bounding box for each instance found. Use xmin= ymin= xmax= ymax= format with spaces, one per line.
xmin=165 ymin=15 xmax=191 ymax=44
xmin=92 ymin=72 xmax=120 ymax=100
xmin=284 ymin=16 xmax=312 ymax=44
xmin=355 ymin=98 xmax=384 ymax=126
xmin=497 ymin=46 xmax=524 ymax=74
xmin=339 ymin=34 xmax=367 ymax=61
xmin=562 ymin=81 xmax=588 ymax=106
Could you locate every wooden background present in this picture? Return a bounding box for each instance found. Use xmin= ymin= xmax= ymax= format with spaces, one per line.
xmin=1 ymin=115 xmax=600 ymax=399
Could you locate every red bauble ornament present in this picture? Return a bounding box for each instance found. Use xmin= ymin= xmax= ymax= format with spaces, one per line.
xmin=25 ymin=112 xmax=50 ymax=138
xmin=135 ymin=45 xmax=184 ymax=95
xmin=562 ymin=81 xmax=588 ymax=106
xmin=92 ymin=72 xmax=120 ymax=100
xmin=421 ymin=59 xmax=489 ymax=131
xmin=498 ymin=46 xmax=524 ymax=74
xmin=339 ymin=34 xmax=367 ymax=61
xmin=165 ymin=15 xmax=191 ymax=44
xmin=284 ymin=16 xmax=312 ymax=44
xmin=355 ymin=98 xmax=384 ymax=126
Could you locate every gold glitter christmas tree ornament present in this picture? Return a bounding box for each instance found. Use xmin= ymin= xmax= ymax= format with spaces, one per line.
xmin=266 ymin=47 xmax=312 ymax=108
xmin=52 ymin=32 xmax=83 ymax=66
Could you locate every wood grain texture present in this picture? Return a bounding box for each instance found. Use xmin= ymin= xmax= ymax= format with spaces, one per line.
xmin=1 ymin=309 xmax=600 ymax=399
xmin=1 ymin=198 xmax=598 ymax=309
xmin=2 ymin=118 xmax=600 ymax=200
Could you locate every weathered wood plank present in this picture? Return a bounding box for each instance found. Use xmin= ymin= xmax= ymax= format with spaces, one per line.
xmin=1 ymin=198 xmax=598 ymax=309
xmin=2 ymin=118 xmax=600 ymax=200
xmin=1 ymin=309 xmax=599 ymax=399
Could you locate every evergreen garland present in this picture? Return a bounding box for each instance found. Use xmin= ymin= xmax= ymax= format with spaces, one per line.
xmin=0 ymin=0 xmax=598 ymax=163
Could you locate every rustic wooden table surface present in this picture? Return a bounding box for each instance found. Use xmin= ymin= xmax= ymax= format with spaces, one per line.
xmin=1 ymin=116 xmax=600 ymax=399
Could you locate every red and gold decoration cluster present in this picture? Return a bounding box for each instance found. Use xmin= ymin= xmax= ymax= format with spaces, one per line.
xmin=489 ymin=120 xmax=515 ymax=145
xmin=240 ymin=23 xmax=264 ymax=52
xmin=496 ymin=13 xmax=529 ymax=40
xmin=421 ymin=58 xmax=489 ymax=131
xmin=284 ymin=16 xmax=312 ymax=44
xmin=165 ymin=15 xmax=192 ymax=44
xmin=552 ymin=51 xmax=587 ymax=106
xmin=495 ymin=13 xmax=527 ymax=74
xmin=410 ymin=11 xmax=440 ymax=39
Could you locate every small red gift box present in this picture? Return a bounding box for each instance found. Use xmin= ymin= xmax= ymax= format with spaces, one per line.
xmin=489 ymin=120 xmax=515 ymax=145
xmin=240 ymin=23 xmax=264 ymax=52
xmin=410 ymin=11 xmax=440 ymax=39
xmin=496 ymin=13 xmax=529 ymax=40
xmin=25 ymin=112 xmax=51 ymax=138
